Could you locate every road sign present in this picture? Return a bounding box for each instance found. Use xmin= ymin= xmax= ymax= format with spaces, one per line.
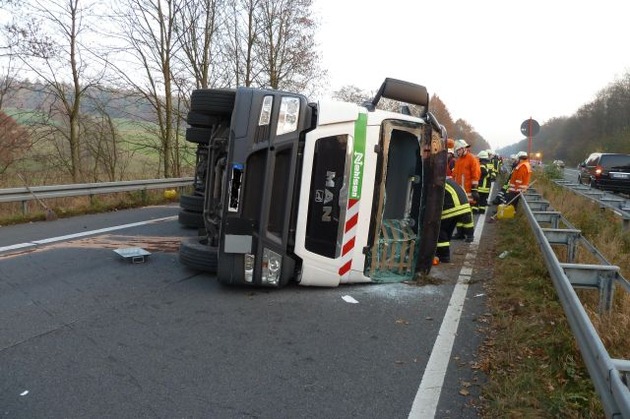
xmin=520 ymin=118 xmax=540 ymax=137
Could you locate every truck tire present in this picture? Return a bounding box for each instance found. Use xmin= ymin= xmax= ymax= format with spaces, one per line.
xmin=178 ymin=209 xmax=204 ymax=229
xmin=179 ymin=237 xmax=218 ymax=272
xmin=187 ymin=112 xmax=222 ymax=128
xmin=190 ymin=89 xmax=235 ymax=115
xmin=179 ymin=194 xmax=204 ymax=213
xmin=185 ymin=126 xmax=213 ymax=144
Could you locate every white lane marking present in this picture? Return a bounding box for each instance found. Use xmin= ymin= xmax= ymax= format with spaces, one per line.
xmin=408 ymin=210 xmax=488 ymax=419
xmin=0 ymin=216 xmax=177 ymax=254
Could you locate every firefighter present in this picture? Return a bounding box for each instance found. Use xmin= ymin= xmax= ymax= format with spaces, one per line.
xmin=476 ymin=150 xmax=492 ymax=214
xmin=485 ymin=150 xmax=498 ymax=183
xmin=451 ymin=139 xmax=480 ymax=238
xmin=452 ymin=139 xmax=481 ymax=205
xmin=435 ymin=177 xmax=475 ymax=262
xmin=505 ymin=151 xmax=532 ymax=210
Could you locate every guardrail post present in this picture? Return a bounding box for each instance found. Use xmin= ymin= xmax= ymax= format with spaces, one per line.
xmin=533 ymin=211 xmax=562 ymax=229
xmin=560 ymin=263 xmax=619 ymax=314
xmin=21 ymin=200 xmax=28 ymax=215
xmin=622 ymin=217 xmax=630 ymax=233
xmin=599 ymin=274 xmax=615 ymax=313
xmin=541 ymin=228 xmax=582 ymax=262
xmin=528 ymin=200 xmax=550 ymax=211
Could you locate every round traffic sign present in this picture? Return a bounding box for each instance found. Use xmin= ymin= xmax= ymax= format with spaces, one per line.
xmin=520 ymin=119 xmax=540 ymax=137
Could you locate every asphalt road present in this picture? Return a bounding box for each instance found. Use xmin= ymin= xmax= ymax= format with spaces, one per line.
xmin=0 ymin=205 xmax=490 ymax=418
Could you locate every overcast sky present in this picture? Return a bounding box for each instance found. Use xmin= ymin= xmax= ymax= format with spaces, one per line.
xmin=313 ymin=0 xmax=630 ymax=151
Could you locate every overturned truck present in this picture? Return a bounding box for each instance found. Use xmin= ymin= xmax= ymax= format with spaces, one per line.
xmin=178 ymin=78 xmax=447 ymax=287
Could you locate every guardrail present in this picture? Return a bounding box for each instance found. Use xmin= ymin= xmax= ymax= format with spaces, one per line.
xmin=0 ymin=178 xmax=193 ymax=212
xmin=522 ymin=190 xmax=630 ymax=418
xmin=555 ymin=178 xmax=630 ymax=231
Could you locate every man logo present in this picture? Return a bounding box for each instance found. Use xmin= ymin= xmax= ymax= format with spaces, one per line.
xmin=324 ymin=189 xmax=333 ymax=204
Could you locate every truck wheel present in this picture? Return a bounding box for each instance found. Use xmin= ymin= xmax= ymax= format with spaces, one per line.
xmin=190 ymin=89 xmax=235 ymax=115
xmin=185 ymin=127 xmax=213 ymax=144
xmin=179 ymin=194 xmax=204 ymax=213
xmin=179 ymin=237 xmax=218 ymax=272
xmin=187 ymin=112 xmax=222 ymax=128
xmin=178 ymin=209 xmax=204 ymax=229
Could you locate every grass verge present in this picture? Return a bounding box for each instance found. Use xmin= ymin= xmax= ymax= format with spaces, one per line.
xmin=479 ymin=172 xmax=604 ymax=417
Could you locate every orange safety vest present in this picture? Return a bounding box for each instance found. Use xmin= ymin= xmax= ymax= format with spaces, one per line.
xmin=452 ymin=151 xmax=481 ymax=197
xmin=508 ymin=160 xmax=532 ymax=193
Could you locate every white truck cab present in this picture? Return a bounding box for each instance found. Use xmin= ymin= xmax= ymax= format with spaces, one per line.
xmin=179 ymin=78 xmax=447 ymax=287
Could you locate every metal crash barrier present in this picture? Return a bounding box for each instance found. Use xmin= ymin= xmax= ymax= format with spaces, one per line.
xmin=0 ymin=178 xmax=194 ymax=214
xmin=521 ymin=189 xmax=630 ymax=418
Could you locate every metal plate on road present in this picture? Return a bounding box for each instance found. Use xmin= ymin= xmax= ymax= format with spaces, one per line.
xmin=113 ymin=247 xmax=151 ymax=263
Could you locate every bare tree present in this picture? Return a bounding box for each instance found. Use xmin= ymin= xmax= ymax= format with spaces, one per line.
xmin=221 ymin=0 xmax=262 ymax=87
xmin=176 ymin=0 xmax=225 ymax=89
xmin=80 ymin=94 xmax=136 ymax=182
xmin=3 ymin=0 xmax=115 ymax=182
xmin=255 ymin=0 xmax=326 ymax=95
xmin=112 ymin=0 xmax=184 ymax=178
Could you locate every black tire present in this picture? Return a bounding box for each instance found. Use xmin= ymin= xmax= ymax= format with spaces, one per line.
xmin=577 ymin=175 xmax=581 ymax=185
xmin=190 ymin=89 xmax=236 ymax=115
xmin=179 ymin=237 xmax=218 ymax=272
xmin=178 ymin=209 xmax=204 ymax=229
xmin=187 ymin=111 xmax=222 ymax=128
xmin=179 ymin=194 xmax=204 ymax=212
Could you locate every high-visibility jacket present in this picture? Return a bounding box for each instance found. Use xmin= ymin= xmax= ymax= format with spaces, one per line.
xmin=442 ymin=178 xmax=472 ymax=220
xmin=478 ymin=158 xmax=492 ymax=194
xmin=452 ymin=151 xmax=481 ymax=199
xmin=508 ymin=159 xmax=532 ymax=193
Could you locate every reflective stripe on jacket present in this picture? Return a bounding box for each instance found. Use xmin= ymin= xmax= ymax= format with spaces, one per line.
xmin=442 ymin=178 xmax=472 ymax=219
xmin=478 ymin=159 xmax=491 ymax=193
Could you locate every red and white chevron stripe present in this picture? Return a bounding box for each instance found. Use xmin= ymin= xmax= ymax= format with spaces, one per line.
xmin=338 ymin=198 xmax=359 ymax=281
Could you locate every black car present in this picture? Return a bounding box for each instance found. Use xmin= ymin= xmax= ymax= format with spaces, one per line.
xmin=578 ymin=152 xmax=630 ymax=193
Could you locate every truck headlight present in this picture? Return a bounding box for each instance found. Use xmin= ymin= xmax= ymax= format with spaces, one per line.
xmin=244 ymin=253 xmax=255 ymax=283
xmin=258 ymin=95 xmax=273 ymax=126
xmin=277 ymin=97 xmax=299 ymax=135
xmin=261 ymin=248 xmax=282 ymax=285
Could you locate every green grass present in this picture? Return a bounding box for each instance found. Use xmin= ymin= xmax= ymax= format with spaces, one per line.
xmin=479 ymin=171 xmax=607 ymax=417
xmin=480 ymin=210 xmax=603 ymax=417
xmin=2 ymin=106 xmax=198 ymax=185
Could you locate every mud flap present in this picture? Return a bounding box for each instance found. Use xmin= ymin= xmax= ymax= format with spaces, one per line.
xmin=415 ymin=127 xmax=447 ymax=275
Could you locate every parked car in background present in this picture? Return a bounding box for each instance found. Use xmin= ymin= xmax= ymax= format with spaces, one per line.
xmin=578 ymin=152 xmax=630 ymax=193
xmin=553 ymin=159 xmax=565 ymax=168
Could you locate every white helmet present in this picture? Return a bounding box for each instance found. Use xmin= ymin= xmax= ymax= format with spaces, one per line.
xmin=517 ymin=151 xmax=528 ymax=159
xmin=454 ymin=139 xmax=470 ymax=152
xmin=477 ymin=150 xmax=489 ymax=159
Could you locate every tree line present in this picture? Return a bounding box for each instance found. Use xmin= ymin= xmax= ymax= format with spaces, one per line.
xmin=0 ymin=0 xmax=495 ymax=186
xmin=498 ymin=71 xmax=630 ymax=164
xmin=0 ymin=0 xmax=323 ymax=184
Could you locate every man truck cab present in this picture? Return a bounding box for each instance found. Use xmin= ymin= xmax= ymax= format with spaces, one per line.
xmin=179 ymin=78 xmax=447 ymax=287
